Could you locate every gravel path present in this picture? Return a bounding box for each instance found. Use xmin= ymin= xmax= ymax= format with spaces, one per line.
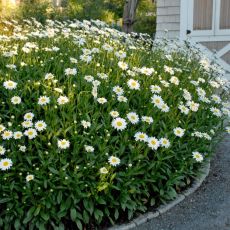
xmin=134 ymin=135 xmax=230 ymax=230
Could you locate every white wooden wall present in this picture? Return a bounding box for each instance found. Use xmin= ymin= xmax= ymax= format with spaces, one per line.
xmin=155 ymin=0 xmax=181 ymax=39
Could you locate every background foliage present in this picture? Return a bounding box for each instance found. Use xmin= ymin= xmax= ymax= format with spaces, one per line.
xmin=0 ymin=0 xmax=156 ymax=35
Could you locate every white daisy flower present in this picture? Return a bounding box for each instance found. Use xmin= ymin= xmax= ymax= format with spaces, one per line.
xmin=54 ymin=88 xmax=63 ymax=93
xmin=183 ymin=89 xmax=192 ymax=101
xmin=160 ymin=138 xmax=171 ymax=148
xmin=150 ymin=85 xmax=161 ymax=94
xmin=211 ymin=94 xmax=221 ymax=104
xmin=173 ymin=127 xmax=185 ymax=137
xmin=65 ymin=68 xmax=77 ymax=76
xmin=26 ymin=174 xmax=34 ymax=182
xmin=159 ymin=103 xmax=170 ymax=112
xmin=117 ymin=95 xmax=128 ymax=102
xmin=45 ymin=73 xmax=55 ymax=80
xmin=0 ymin=145 xmax=6 ymax=155
xmin=35 ymin=121 xmax=47 ymax=131
xmin=111 ymin=117 xmax=127 ymax=131
xmin=127 ymin=79 xmax=140 ymax=90
xmin=13 ymin=131 xmax=23 ymax=139
xmin=115 ymin=50 xmax=126 ymax=59
xmin=2 ymin=130 xmax=13 ymax=140
xmin=57 ymin=96 xmax=69 ymax=105
xmin=99 ymin=167 xmax=108 ymax=174
xmin=3 ymin=80 xmax=17 ymax=90
xmin=19 ymin=145 xmax=27 ymax=152
xmin=178 ymin=104 xmax=190 ymax=115
xmin=70 ymin=57 xmax=78 ymax=64
xmin=127 ymin=112 xmax=139 ymax=124
xmin=141 ymin=116 xmax=153 ymax=124
xmin=148 ymin=137 xmax=160 ymax=150
xmin=38 ymin=96 xmax=50 ymax=105
xmin=11 ymin=96 xmax=21 ymax=104
xmin=24 ymin=112 xmax=34 ymax=121
xmin=170 ymin=76 xmax=179 ymax=85
xmin=192 ymin=152 xmax=204 ymax=162
xmin=110 ymin=111 xmax=119 ymax=118
xmin=81 ymin=120 xmax=91 ymax=129
xmin=21 ymin=121 xmax=33 ymax=128
xmin=151 ymin=94 xmax=164 ymax=107
xmin=108 ymin=156 xmax=121 ymax=166
xmin=84 ymin=75 xmax=94 ymax=82
xmin=186 ymin=101 xmax=199 ymax=112
xmin=118 ymin=61 xmax=128 ymax=70
xmin=58 ymin=139 xmax=70 ymax=149
xmin=97 ymin=97 xmax=107 ymax=104
xmin=113 ymin=86 xmax=124 ymax=95
xmin=24 ymin=128 xmax=38 ymax=139
xmin=84 ymin=145 xmax=94 ymax=152
xmin=210 ymin=107 xmax=222 ymax=117
xmin=0 ymin=158 xmax=13 ymax=171
xmin=134 ymin=132 xmax=148 ymax=142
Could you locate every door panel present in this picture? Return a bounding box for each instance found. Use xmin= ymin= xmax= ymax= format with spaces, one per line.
xmin=219 ymin=0 xmax=230 ymax=29
xmin=193 ymin=0 xmax=213 ymax=30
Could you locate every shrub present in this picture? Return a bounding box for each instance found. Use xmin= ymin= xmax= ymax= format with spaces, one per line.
xmin=0 ymin=19 xmax=229 ymax=229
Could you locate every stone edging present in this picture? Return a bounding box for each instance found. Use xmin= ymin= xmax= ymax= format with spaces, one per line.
xmin=108 ymin=160 xmax=211 ymax=230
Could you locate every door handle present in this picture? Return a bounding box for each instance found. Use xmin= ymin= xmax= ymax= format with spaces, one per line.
xmin=186 ymin=30 xmax=191 ymax=35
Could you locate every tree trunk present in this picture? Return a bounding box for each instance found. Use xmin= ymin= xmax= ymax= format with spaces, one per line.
xmin=122 ymin=0 xmax=139 ymax=33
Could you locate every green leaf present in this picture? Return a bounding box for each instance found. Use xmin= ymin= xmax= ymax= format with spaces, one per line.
xmin=75 ymin=220 xmax=83 ymax=230
xmin=34 ymin=206 xmax=41 ymax=216
xmin=114 ymin=209 xmax=119 ymax=220
xmin=70 ymin=208 xmax=77 ymax=221
xmin=83 ymin=210 xmax=89 ymax=224
xmin=14 ymin=219 xmax=20 ymax=230
xmin=57 ymin=191 xmax=62 ymax=204
xmin=40 ymin=212 xmax=49 ymax=221
xmin=83 ymin=199 xmax=94 ymax=215
xmin=0 ymin=198 xmax=12 ymax=204
xmin=94 ymin=209 xmax=103 ymax=222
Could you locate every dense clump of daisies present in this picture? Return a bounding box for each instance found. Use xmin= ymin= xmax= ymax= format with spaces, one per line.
xmin=0 ymin=18 xmax=229 ymax=229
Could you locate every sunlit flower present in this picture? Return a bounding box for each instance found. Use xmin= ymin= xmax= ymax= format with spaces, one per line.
xmin=22 ymin=121 xmax=33 ymax=128
xmin=192 ymin=151 xmax=204 ymax=162
xmin=2 ymin=130 xmax=13 ymax=140
xmin=35 ymin=121 xmax=47 ymax=131
xmin=19 ymin=145 xmax=26 ymax=152
xmin=141 ymin=116 xmax=153 ymax=124
xmin=81 ymin=120 xmax=91 ymax=129
xmin=173 ymin=127 xmax=185 ymax=137
xmin=24 ymin=128 xmax=38 ymax=139
xmin=0 ymin=125 xmax=6 ymax=133
xmin=160 ymin=138 xmax=171 ymax=148
xmin=65 ymin=68 xmax=77 ymax=76
xmin=150 ymin=85 xmax=161 ymax=93
xmin=113 ymin=86 xmax=124 ymax=95
xmin=24 ymin=112 xmax=34 ymax=121
xmin=110 ymin=111 xmax=119 ymax=118
xmin=118 ymin=61 xmax=128 ymax=70
xmin=127 ymin=112 xmax=139 ymax=124
xmin=108 ymin=156 xmax=120 ymax=166
xmin=14 ymin=131 xmax=23 ymax=139
xmin=0 ymin=158 xmax=13 ymax=171
xmin=57 ymin=96 xmax=69 ymax=105
xmin=11 ymin=96 xmax=21 ymax=104
xmin=112 ymin=118 xmax=127 ymax=131
xmin=26 ymin=174 xmax=34 ymax=182
xmin=127 ymin=79 xmax=140 ymax=90
xmin=45 ymin=73 xmax=55 ymax=80
xmin=134 ymin=132 xmax=148 ymax=142
xmin=84 ymin=145 xmax=94 ymax=152
xmin=148 ymin=137 xmax=160 ymax=150
xmin=38 ymin=96 xmax=50 ymax=105
xmin=97 ymin=97 xmax=107 ymax=104
xmin=58 ymin=139 xmax=70 ymax=149
xmin=3 ymin=80 xmax=17 ymax=90
xmin=210 ymin=107 xmax=222 ymax=117
xmin=99 ymin=167 xmax=108 ymax=174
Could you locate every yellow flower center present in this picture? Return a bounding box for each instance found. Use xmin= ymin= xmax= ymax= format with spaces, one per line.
xmin=116 ymin=121 xmax=123 ymax=127
xmin=3 ymin=162 xmax=9 ymax=166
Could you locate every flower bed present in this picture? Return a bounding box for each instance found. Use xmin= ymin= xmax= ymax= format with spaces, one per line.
xmin=0 ymin=18 xmax=229 ymax=229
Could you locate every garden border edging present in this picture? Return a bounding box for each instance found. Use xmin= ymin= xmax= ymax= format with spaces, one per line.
xmin=107 ymin=160 xmax=211 ymax=230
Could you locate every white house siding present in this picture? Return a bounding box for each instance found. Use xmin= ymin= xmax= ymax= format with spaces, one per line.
xmin=155 ymin=0 xmax=181 ymax=39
